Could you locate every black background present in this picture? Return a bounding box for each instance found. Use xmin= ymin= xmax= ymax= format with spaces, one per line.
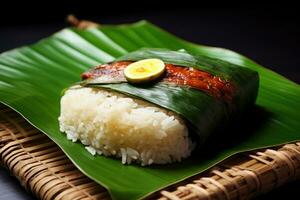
xmin=1 ymin=2 xmax=299 ymax=83
xmin=0 ymin=1 xmax=299 ymax=199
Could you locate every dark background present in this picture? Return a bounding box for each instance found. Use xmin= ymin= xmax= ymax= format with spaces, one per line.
xmin=0 ymin=1 xmax=299 ymax=200
xmin=1 ymin=2 xmax=299 ymax=83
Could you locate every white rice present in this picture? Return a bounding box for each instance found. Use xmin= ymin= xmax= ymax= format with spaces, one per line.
xmin=58 ymin=86 xmax=193 ymax=166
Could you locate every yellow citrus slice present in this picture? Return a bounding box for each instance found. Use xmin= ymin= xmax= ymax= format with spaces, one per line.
xmin=124 ymin=59 xmax=165 ymax=84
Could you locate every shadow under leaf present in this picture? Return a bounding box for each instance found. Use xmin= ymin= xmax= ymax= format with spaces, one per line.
xmin=148 ymin=105 xmax=272 ymax=170
xmin=194 ymin=104 xmax=273 ymax=159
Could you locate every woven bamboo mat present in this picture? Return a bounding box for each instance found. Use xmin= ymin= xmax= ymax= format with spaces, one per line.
xmin=1 ymin=104 xmax=300 ymax=200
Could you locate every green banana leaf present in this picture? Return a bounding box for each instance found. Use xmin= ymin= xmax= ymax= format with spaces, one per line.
xmin=0 ymin=21 xmax=299 ymax=200
xmin=82 ymin=48 xmax=259 ymax=144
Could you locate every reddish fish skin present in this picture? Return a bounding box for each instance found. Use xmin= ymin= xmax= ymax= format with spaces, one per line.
xmin=81 ymin=61 xmax=131 ymax=80
xmin=81 ymin=61 xmax=235 ymax=101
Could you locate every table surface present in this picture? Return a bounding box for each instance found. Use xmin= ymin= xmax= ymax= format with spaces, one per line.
xmin=0 ymin=12 xmax=299 ymax=200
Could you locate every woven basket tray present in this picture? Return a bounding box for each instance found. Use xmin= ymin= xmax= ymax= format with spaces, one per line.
xmin=1 ymin=104 xmax=299 ymax=200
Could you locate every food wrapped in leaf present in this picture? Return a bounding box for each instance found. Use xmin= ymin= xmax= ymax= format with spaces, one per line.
xmin=59 ymin=48 xmax=259 ymax=166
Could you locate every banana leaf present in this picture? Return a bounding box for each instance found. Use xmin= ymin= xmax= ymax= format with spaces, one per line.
xmin=0 ymin=21 xmax=300 ymax=200
xmin=81 ymin=48 xmax=259 ymax=144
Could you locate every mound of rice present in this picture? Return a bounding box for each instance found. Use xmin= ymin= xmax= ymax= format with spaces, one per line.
xmin=58 ymin=86 xmax=193 ymax=166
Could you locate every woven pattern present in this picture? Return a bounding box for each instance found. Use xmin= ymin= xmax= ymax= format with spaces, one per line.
xmin=159 ymin=144 xmax=300 ymax=200
xmin=0 ymin=106 xmax=110 ymax=200
xmin=1 ymin=104 xmax=300 ymax=200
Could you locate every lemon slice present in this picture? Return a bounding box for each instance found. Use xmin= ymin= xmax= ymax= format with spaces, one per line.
xmin=124 ymin=59 xmax=165 ymax=84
